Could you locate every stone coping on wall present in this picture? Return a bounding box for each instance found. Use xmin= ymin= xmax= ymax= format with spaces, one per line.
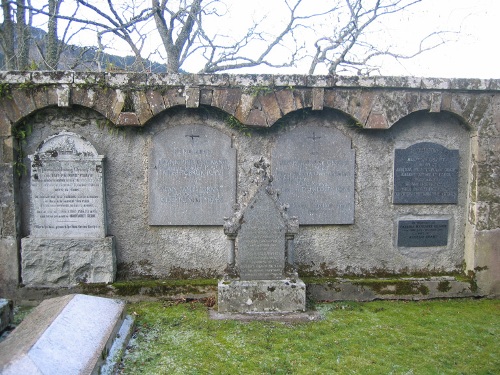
xmin=1 ymin=71 xmax=497 ymax=129
xmin=1 ymin=70 xmax=499 ymax=91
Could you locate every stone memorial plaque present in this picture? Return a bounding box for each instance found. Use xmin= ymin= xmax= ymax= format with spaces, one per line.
xmin=29 ymin=132 xmax=106 ymax=238
xmin=272 ymin=126 xmax=355 ymax=224
xmin=238 ymin=187 xmax=286 ymax=280
xmin=397 ymin=219 xmax=449 ymax=247
xmin=149 ymin=125 xmax=236 ymax=225
xmin=394 ymin=142 xmax=459 ymax=204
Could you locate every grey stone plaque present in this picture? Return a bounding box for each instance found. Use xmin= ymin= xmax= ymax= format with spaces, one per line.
xmin=238 ymin=187 xmax=286 ymax=280
xmin=28 ymin=131 xmax=106 ymax=238
xmin=397 ymin=220 xmax=449 ymax=247
xmin=272 ymin=126 xmax=355 ymax=224
xmin=394 ymin=142 xmax=459 ymax=204
xmin=149 ymin=125 xmax=236 ymax=225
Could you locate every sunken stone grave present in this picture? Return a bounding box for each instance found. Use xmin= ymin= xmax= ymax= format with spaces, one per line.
xmin=218 ymin=180 xmax=306 ymax=313
xmin=21 ymin=132 xmax=115 ymax=287
xmin=0 ymin=294 xmax=131 ymax=375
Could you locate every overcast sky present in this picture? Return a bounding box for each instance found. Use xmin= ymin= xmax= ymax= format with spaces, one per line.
xmin=372 ymin=0 xmax=500 ymax=79
xmin=55 ymin=0 xmax=499 ymax=79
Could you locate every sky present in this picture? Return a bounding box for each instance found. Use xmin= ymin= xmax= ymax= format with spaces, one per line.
xmin=216 ymin=0 xmax=500 ymax=79
xmin=46 ymin=0 xmax=500 ymax=79
xmin=372 ymin=0 xmax=500 ymax=79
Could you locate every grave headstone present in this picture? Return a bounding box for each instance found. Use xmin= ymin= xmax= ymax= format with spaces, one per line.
xmin=0 ymin=294 xmax=132 ymax=375
xmin=218 ymin=181 xmax=305 ymax=313
xmin=21 ymin=132 xmax=115 ymax=287
xmin=398 ymin=219 xmax=449 ymax=247
xmin=149 ymin=124 xmax=236 ymax=225
xmin=272 ymin=126 xmax=355 ymax=224
xmin=393 ymin=142 xmax=459 ymax=204
xmin=28 ymin=131 xmax=106 ymax=238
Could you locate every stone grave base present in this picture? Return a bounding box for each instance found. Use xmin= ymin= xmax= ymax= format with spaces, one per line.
xmin=218 ymin=279 xmax=306 ymax=313
xmin=0 ymin=299 xmax=13 ymax=333
xmin=0 ymin=294 xmax=133 ymax=375
xmin=21 ymin=236 xmax=116 ymax=287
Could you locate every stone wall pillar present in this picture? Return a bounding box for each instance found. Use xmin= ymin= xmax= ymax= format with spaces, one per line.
xmin=0 ymin=121 xmax=18 ymax=295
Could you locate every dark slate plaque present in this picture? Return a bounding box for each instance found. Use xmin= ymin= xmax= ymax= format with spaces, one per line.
xmin=394 ymin=142 xmax=459 ymax=204
xmin=237 ymin=187 xmax=286 ymax=280
xmin=149 ymin=125 xmax=236 ymax=225
xmin=272 ymin=126 xmax=355 ymax=224
xmin=397 ymin=220 xmax=449 ymax=247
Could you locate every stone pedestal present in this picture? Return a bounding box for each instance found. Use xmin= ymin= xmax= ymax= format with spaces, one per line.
xmin=21 ymin=237 xmax=115 ymax=287
xmin=218 ymin=279 xmax=306 ymax=313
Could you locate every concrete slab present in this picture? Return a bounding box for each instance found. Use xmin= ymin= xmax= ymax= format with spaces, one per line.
xmin=210 ymin=309 xmax=321 ymax=322
xmin=0 ymin=294 xmax=128 ymax=375
xmin=218 ymin=279 xmax=306 ymax=313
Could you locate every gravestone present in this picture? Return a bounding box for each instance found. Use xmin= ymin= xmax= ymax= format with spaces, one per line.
xmin=272 ymin=126 xmax=355 ymax=224
xmin=218 ymin=180 xmax=306 ymax=313
xmin=149 ymin=124 xmax=236 ymax=225
xmin=0 ymin=294 xmax=132 ymax=375
xmin=398 ymin=219 xmax=449 ymax=247
xmin=21 ymin=132 xmax=115 ymax=287
xmin=393 ymin=142 xmax=459 ymax=204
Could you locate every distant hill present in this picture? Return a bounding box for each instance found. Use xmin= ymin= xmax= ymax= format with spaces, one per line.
xmin=0 ymin=25 xmax=168 ymax=73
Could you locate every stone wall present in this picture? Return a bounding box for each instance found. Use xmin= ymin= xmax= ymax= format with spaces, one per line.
xmin=0 ymin=71 xmax=498 ymax=298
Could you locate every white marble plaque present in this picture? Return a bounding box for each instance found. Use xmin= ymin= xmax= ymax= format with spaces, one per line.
xmin=149 ymin=125 xmax=236 ymax=225
xmin=29 ymin=132 xmax=106 ymax=238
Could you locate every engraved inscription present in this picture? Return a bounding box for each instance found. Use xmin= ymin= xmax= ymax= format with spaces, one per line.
xmin=394 ymin=142 xmax=459 ymax=204
xmin=272 ymin=126 xmax=355 ymax=224
xmin=29 ymin=132 xmax=106 ymax=238
xmin=238 ymin=188 xmax=286 ymax=280
xmin=149 ymin=125 xmax=236 ymax=225
xmin=398 ymin=220 xmax=449 ymax=247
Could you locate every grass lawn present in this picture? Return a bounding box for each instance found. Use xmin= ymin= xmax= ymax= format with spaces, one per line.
xmin=118 ymin=299 xmax=499 ymax=375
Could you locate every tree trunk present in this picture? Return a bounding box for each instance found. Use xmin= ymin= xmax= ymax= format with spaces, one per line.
xmin=16 ymin=0 xmax=30 ymax=70
xmin=45 ymin=0 xmax=60 ymax=69
xmin=1 ymin=0 xmax=16 ymax=69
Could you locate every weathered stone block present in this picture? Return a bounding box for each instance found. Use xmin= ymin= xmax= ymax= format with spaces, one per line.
xmin=474 ymin=229 xmax=500 ymax=297
xmin=218 ymin=279 xmax=306 ymax=313
xmin=32 ymin=71 xmax=73 ymax=84
xmin=133 ymin=90 xmax=153 ymax=124
xmin=56 ymin=85 xmax=71 ymax=107
xmin=185 ymin=87 xmax=200 ymax=108
xmin=21 ymin=237 xmax=116 ymax=287
xmin=145 ymin=89 xmax=166 ymax=115
xmin=0 ymin=238 xmax=18 ymax=293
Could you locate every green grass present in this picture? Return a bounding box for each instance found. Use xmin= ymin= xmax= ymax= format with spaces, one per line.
xmin=119 ymin=299 xmax=499 ymax=375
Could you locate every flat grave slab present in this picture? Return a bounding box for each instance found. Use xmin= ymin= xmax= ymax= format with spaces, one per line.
xmin=0 ymin=294 xmax=129 ymax=375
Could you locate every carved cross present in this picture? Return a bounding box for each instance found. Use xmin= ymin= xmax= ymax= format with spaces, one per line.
xmin=307 ymin=131 xmax=321 ymax=154
xmin=185 ymin=133 xmax=200 ymax=144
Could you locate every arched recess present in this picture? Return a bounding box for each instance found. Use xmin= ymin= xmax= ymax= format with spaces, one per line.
xmin=386 ymin=110 xmax=473 ymax=273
